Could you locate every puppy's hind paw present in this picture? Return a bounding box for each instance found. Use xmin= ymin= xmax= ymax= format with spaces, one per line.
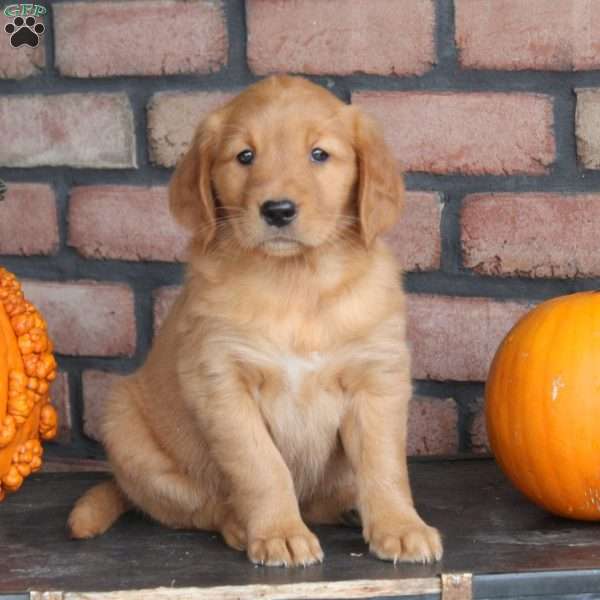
xmin=220 ymin=514 xmax=247 ymax=551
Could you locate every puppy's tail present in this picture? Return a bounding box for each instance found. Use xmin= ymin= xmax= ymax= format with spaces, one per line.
xmin=68 ymin=479 xmax=131 ymax=539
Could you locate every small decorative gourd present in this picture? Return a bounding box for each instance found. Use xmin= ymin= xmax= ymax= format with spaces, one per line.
xmin=0 ymin=267 xmax=58 ymax=501
xmin=485 ymin=291 xmax=600 ymax=520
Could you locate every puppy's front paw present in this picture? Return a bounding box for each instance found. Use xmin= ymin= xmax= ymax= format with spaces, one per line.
xmin=367 ymin=519 xmax=442 ymax=564
xmin=248 ymin=521 xmax=323 ymax=567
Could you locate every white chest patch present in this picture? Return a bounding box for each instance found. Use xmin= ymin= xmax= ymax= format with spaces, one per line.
xmin=280 ymin=352 xmax=325 ymax=394
xmin=263 ymin=351 xmax=342 ymax=499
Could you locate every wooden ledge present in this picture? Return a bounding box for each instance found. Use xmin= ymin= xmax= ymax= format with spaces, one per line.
xmin=3 ymin=459 xmax=600 ymax=600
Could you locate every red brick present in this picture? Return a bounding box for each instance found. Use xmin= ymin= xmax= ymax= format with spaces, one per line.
xmin=50 ymin=371 xmax=71 ymax=444
xmin=353 ymin=92 xmax=555 ymax=175
xmin=576 ymin=89 xmax=600 ymax=169
xmin=0 ymin=94 xmax=135 ymax=168
xmin=462 ymin=194 xmax=600 ymax=278
xmin=407 ymin=396 xmax=458 ymax=456
xmin=0 ymin=13 xmax=44 ymax=78
xmin=153 ymin=286 xmax=181 ymax=333
xmin=82 ymin=371 xmax=121 ymax=442
xmin=385 ymin=192 xmax=442 ymax=272
xmin=69 ymin=186 xmax=189 ymax=262
xmin=456 ymin=0 xmax=600 ymax=71
xmin=407 ymin=295 xmax=532 ymax=381
xmin=148 ymin=92 xmax=235 ymax=167
xmin=470 ymin=404 xmax=490 ymax=455
xmin=54 ymin=1 xmax=227 ymax=77
xmin=21 ymin=281 xmax=135 ymax=357
xmin=0 ymin=184 xmax=58 ymax=255
xmin=247 ymin=0 xmax=435 ymax=76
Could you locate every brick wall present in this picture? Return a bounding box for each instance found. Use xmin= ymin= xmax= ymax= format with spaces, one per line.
xmin=2 ymin=0 xmax=600 ymax=464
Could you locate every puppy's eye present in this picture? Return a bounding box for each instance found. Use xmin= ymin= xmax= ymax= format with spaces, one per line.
xmin=237 ymin=149 xmax=254 ymax=165
xmin=311 ymin=148 xmax=329 ymax=163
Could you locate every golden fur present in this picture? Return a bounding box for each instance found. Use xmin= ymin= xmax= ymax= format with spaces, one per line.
xmin=68 ymin=75 xmax=442 ymax=566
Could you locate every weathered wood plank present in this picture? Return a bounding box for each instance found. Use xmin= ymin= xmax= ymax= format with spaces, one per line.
xmin=2 ymin=459 xmax=600 ymax=596
xmin=60 ymin=577 xmax=440 ymax=600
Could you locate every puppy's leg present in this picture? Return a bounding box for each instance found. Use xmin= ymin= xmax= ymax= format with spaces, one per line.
xmin=341 ymin=377 xmax=442 ymax=564
xmin=192 ymin=384 xmax=323 ymax=567
xmin=69 ymin=377 xmax=222 ymax=537
xmin=105 ymin=396 xmax=220 ymax=531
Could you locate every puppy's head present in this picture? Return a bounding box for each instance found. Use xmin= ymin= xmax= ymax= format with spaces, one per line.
xmin=169 ymin=76 xmax=403 ymax=257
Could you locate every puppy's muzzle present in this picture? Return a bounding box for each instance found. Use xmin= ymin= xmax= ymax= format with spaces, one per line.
xmin=260 ymin=199 xmax=297 ymax=228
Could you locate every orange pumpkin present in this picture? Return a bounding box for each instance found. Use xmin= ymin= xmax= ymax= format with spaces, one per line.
xmin=485 ymin=291 xmax=600 ymax=520
xmin=0 ymin=267 xmax=58 ymax=501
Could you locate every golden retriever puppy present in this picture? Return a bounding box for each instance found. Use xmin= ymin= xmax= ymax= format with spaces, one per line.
xmin=68 ymin=75 xmax=442 ymax=567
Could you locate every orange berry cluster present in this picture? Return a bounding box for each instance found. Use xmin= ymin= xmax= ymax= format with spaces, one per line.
xmin=0 ymin=267 xmax=58 ymax=500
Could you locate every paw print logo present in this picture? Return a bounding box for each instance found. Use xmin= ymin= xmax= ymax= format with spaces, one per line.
xmin=5 ymin=16 xmax=45 ymax=48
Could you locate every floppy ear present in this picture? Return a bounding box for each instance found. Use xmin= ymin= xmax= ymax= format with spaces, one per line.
xmin=169 ymin=113 xmax=221 ymax=251
xmin=350 ymin=107 xmax=405 ymax=247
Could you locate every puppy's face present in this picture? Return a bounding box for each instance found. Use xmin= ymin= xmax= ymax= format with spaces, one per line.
xmin=212 ymin=86 xmax=357 ymax=257
xmin=170 ymin=76 xmax=404 ymax=257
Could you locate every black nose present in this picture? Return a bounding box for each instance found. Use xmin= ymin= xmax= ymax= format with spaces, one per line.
xmin=260 ymin=199 xmax=297 ymax=228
